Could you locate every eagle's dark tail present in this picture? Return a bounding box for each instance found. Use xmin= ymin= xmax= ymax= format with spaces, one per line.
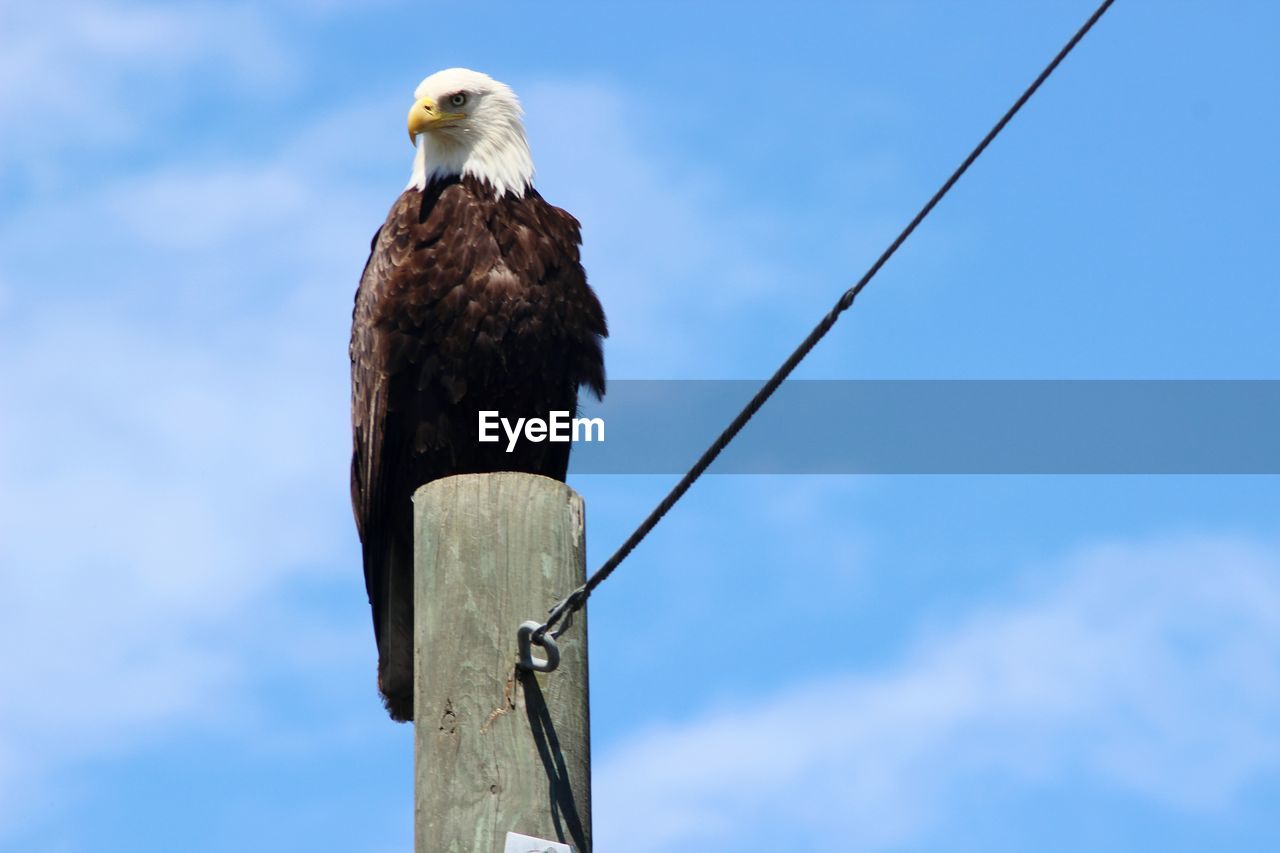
xmin=373 ymin=533 xmax=415 ymax=722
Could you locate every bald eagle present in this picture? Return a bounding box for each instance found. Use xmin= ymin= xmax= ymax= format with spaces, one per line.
xmin=350 ymin=69 xmax=607 ymax=722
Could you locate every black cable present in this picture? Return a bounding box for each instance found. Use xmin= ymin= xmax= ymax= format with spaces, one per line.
xmin=536 ymin=0 xmax=1117 ymax=641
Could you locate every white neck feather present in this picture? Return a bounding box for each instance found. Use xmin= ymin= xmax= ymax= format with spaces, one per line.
xmin=406 ymin=120 xmax=534 ymax=199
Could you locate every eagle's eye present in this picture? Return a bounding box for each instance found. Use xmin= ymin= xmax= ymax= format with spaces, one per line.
xmin=448 ymin=92 xmax=467 ymax=108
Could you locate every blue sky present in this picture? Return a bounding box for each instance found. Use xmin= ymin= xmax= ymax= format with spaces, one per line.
xmin=1 ymin=1 xmax=1278 ymax=851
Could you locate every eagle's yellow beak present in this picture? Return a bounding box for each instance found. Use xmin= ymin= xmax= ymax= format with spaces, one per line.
xmin=408 ymin=96 xmax=465 ymax=144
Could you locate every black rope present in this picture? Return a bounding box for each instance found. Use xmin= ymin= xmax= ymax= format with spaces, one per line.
xmin=536 ymin=0 xmax=1117 ymax=642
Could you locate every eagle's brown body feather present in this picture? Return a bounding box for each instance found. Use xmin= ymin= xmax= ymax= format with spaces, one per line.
xmin=350 ymin=175 xmax=606 ymax=720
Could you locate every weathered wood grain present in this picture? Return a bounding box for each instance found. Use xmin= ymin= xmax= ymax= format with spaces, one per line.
xmin=414 ymin=473 xmax=590 ymax=852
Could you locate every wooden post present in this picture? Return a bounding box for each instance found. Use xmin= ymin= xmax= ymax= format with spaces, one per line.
xmin=413 ymin=473 xmax=591 ymax=852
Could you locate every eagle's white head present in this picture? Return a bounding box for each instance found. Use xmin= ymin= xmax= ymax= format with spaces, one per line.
xmin=405 ymin=68 xmax=534 ymax=198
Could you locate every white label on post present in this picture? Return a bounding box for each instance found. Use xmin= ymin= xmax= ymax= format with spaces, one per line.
xmin=503 ymin=831 xmax=572 ymax=853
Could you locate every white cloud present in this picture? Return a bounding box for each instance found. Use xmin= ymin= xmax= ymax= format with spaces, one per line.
xmin=103 ymin=166 xmax=311 ymax=249
xmin=0 ymin=297 xmax=354 ymax=818
xmin=594 ymin=536 xmax=1280 ymax=852
xmin=0 ymin=91 xmax=375 ymax=847
xmin=0 ymin=1 xmax=296 ymax=172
